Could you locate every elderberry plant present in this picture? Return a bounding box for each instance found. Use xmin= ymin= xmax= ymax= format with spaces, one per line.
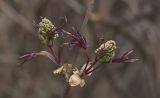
xmin=19 ymin=17 xmax=138 ymax=88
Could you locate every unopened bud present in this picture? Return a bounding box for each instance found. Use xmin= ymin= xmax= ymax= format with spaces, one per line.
xmin=95 ymin=40 xmax=117 ymax=53
xmin=53 ymin=64 xmax=77 ymax=75
xmin=68 ymin=74 xmax=85 ymax=87
xmin=38 ymin=18 xmax=54 ymax=34
xmin=100 ymin=51 xmax=115 ymax=63
xmin=38 ymin=18 xmax=57 ymax=44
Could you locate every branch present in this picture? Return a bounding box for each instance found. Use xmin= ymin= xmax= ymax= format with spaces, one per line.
xmin=79 ymin=0 xmax=95 ymax=34
xmin=63 ymin=84 xmax=71 ymax=98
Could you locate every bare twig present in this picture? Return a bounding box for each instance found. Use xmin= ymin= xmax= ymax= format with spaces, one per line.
xmin=63 ymin=84 xmax=71 ymax=98
xmin=63 ymin=0 xmax=85 ymax=15
xmin=79 ymin=0 xmax=95 ymax=34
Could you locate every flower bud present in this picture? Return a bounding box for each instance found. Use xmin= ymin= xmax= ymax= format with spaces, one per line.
xmin=53 ymin=64 xmax=85 ymax=87
xmin=95 ymin=40 xmax=117 ymax=53
xmin=95 ymin=40 xmax=117 ymax=63
xmin=38 ymin=18 xmax=58 ymax=44
xmin=38 ymin=18 xmax=54 ymax=34
xmin=53 ymin=65 xmax=64 ymax=75
xmin=53 ymin=64 xmax=77 ymax=75
xmin=68 ymin=74 xmax=85 ymax=87
xmin=100 ymin=51 xmax=115 ymax=63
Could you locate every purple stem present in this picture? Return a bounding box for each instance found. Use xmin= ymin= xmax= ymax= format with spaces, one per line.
xmin=48 ymin=45 xmax=60 ymax=65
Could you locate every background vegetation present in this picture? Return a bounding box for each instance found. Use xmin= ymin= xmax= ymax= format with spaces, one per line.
xmin=0 ymin=0 xmax=160 ymax=98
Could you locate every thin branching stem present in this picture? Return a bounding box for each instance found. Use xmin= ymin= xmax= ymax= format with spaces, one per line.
xmin=79 ymin=0 xmax=95 ymax=34
xmin=80 ymin=0 xmax=95 ymax=74
xmin=63 ymin=0 xmax=95 ymax=96
xmin=85 ymin=57 xmax=99 ymax=73
xmin=48 ymin=45 xmax=59 ymax=65
xmin=63 ymin=84 xmax=71 ymax=98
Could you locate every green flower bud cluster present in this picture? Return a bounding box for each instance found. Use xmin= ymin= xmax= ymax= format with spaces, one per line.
xmin=95 ymin=40 xmax=117 ymax=53
xmin=38 ymin=18 xmax=57 ymax=44
xmin=99 ymin=51 xmax=115 ymax=62
xmin=95 ymin=40 xmax=117 ymax=63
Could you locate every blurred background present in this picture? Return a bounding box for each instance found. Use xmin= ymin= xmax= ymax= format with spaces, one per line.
xmin=0 ymin=0 xmax=160 ymax=98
